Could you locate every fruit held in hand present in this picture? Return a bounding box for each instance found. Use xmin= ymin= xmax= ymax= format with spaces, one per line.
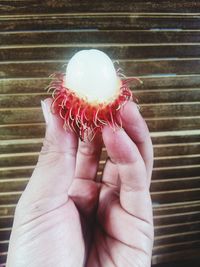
xmin=48 ymin=49 xmax=140 ymax=140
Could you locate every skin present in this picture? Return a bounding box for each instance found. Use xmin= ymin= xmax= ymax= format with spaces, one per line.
xmin=6 ymin=98 xmax=154 ymax=267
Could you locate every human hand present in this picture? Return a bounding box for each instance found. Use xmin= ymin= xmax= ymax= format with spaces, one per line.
xmin=6 ymin=99 xmax=153 ymax=267
xmin=86 ymin=101 xmax=154 ymax=267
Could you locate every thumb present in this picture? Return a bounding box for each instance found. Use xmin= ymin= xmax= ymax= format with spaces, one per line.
xmin=18 ymin=98 xmax=78 ymax=211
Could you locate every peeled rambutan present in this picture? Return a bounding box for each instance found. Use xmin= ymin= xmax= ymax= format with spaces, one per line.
xmin=47 ymin=49 xmax=141 ymax=141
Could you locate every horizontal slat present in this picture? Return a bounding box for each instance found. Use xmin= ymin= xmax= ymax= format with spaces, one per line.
xmin=0 ymin=178 xmax=28 ymax=192
xmin=146 ymin=116 xmax=200 ymax=132
xmin=1 ymin=152 xmax=200 ymax=169
xmin=1 ymin=14 xmax=200 ymax=31
xmin=0 ymin=175 xmax=199 ymax=194
xmin=0 ymin=192 xmax=21 ymax=205
xmin=0 ymin=123 xmax=45 ymax=139
xmin=1 ymin=139 xmax=199 ymax=157
xmin=1 ymin=89 xmax=200 ymax=108
xmin=151 ymin=177 xmax=200 ymax=191
xmin=0 ymin=78 xmax=50 ymax=94
xmin=1 ymin=115 xmax=200 ymax=140
xmin=2 ymin=241 xmax=199 ymax=266
xmin=153 ymin=166 xmax=200 ymax=179
xmin=1 ymin=75 xmax=200 ymax=94
xmin=154 ymin=221 xmax=200 ymax=236
xmin=151 ymin=130 xmax=200 ymax=145
xmin=151 ymin=188 xmax=200 ymax=204
xmin=0 ymin=161 xmax=199 ymax=182
xmin=0 ymin=93 xmax=50 ymax=108
xmin=143 ymin=102 xmax=200 ymax=117
xmin=154 ymin=155 xmax=200 ymax=168
xmin=153 ymin=201 xmax=200 ymax=216
xmin=1 ymin=175 xmax=199 ymax=193
xmin=154 ymin=231 xmax=200 ymax=246
xmin=0 ymin=206 xmax=196 ymax=224
xmin=142 ymin=74 xmax=200 ymax=90
xmin=0 ymin=108 xmax=43 ymax=125
xmin=136 ymin=88 xmax=200 ymax=104
xmin=1 ymin=102 xmax=200 ymax=124
xmin=0 ymin=1 xmax=200 ymax=14
xmin=0 ymin=150 xmax=199 ymax=189
xmin=153 ymin=240 xmax=200 ymax=256
xmin=2 ymin=59 xmax=200 ymax=78
xmin=0 ymin=139 xmax=43 ymax=154
xmin=0 ymin=200 xmax=199 ymax=219
xmin=0 ymin=205 xmax=15 ymax=216
xmin=0 ymin=187 xmax=199 ymax=205
xmin=2 ymin=44 xmax=200 ymax=61
xmin=0 ymin=166 xmax=34 ymax=179
xmin=0 ymin=202 xmax=193 ymax=220
xmin=0 ymin=240 xmax=8 ymax=253
xmin=154 ymin=143 xmax=200 ymax=157
xmin=96 ymin=59 xmax=200 ymax=76
xmin=1 ymin=244 xmax=198 ymax=267
xmin=0 ymin=252 xmax=7 ymax=264
xmin=1 ymin=216 xmax=199 ymax=237
xmin=0 ymin=61 xmax=61 ymax=78
xmin=0 ymin=228 xmax=11 ymax=241
xmin=1 ymin=132 xmax=199 ymax=152
xmin=1 ymin=210 xmax=200 ymax=235
xmin=2 ymin=30 xmax=200 ymax=46
xmin=0 ymin=216 xmax=13 ymax=229
xmin=152 ymin=248 xmax=200 ymax=265
xmin=1 ymin=131 xmax=200 ymax=152
xmin=2 ymin=234 xmax=197 ymax=266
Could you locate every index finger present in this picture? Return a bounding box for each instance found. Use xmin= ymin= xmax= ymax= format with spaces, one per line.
xmin=119 ymin=101 xmax=153 ymax=183
xmin=102 ymin=126 xmax=153 ymax=223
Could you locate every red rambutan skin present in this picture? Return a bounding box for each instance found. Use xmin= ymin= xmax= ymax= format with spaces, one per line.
xmin=47 ymin=73 xmax=139 ymax=141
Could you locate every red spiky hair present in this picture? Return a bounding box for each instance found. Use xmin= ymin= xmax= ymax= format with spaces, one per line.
xmin=47 ymin=72 xmax=140 ymax=141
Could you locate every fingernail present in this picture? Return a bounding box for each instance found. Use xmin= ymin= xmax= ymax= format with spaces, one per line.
xmin=41 ymin=100 xmax=49 ymax=125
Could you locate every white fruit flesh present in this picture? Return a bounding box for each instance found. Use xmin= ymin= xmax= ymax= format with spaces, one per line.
xmin=65 ymin=49 xmax=120 ymax=104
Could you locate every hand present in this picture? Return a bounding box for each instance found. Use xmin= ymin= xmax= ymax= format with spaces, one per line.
xmin=6 ymin=99 xmax=154 ymax=267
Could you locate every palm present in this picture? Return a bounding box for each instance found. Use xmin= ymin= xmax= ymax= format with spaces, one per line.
xmin=7 ymin=185 xmax=85 ymax=267
xmin=72 ymin=157 xmax=153 ymax=267
xmin=87 ymin=184 xmax=153 ymax=267
xmin=7 ymin=101 xmax=153 ymax=267
xmin=70 ymin=151 xmax=153 ymax=267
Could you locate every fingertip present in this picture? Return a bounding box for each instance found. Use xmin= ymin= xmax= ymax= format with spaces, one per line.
xmin=102 ymin=126 xmax=122 ymax=152
xmin=41 ymin=97 xmax=57 ymax=127
xmin=42 ymin=97 xmax=71 ymax=133
xmin=42 ymin=98 xmax=54 ymax=117
xmin=102 ymin=125 xmax=115 ymax=141
xmin=120 ymin=101 xmax=141 ymax=125
xmin=102 ymin=126 xmax=137 ymax=165
xmin=43 ymin=97 xmax=53 ymax=106
xmin=41 ymin=97 xmax=78 ymax=148
xmin=119 ymin=101 xmax=150 ymax=143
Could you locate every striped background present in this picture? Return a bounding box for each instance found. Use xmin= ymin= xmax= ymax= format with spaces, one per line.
xmin=0 ymin=1 xmax=200 ymax=266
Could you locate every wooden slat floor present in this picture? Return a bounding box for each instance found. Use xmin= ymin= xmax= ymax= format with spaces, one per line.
xmin=0 ymin=1 xmax=200 ymax=266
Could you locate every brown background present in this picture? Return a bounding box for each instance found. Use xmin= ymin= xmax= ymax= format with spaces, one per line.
xmin=0 ymin=1 xmax=200 ymax=266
